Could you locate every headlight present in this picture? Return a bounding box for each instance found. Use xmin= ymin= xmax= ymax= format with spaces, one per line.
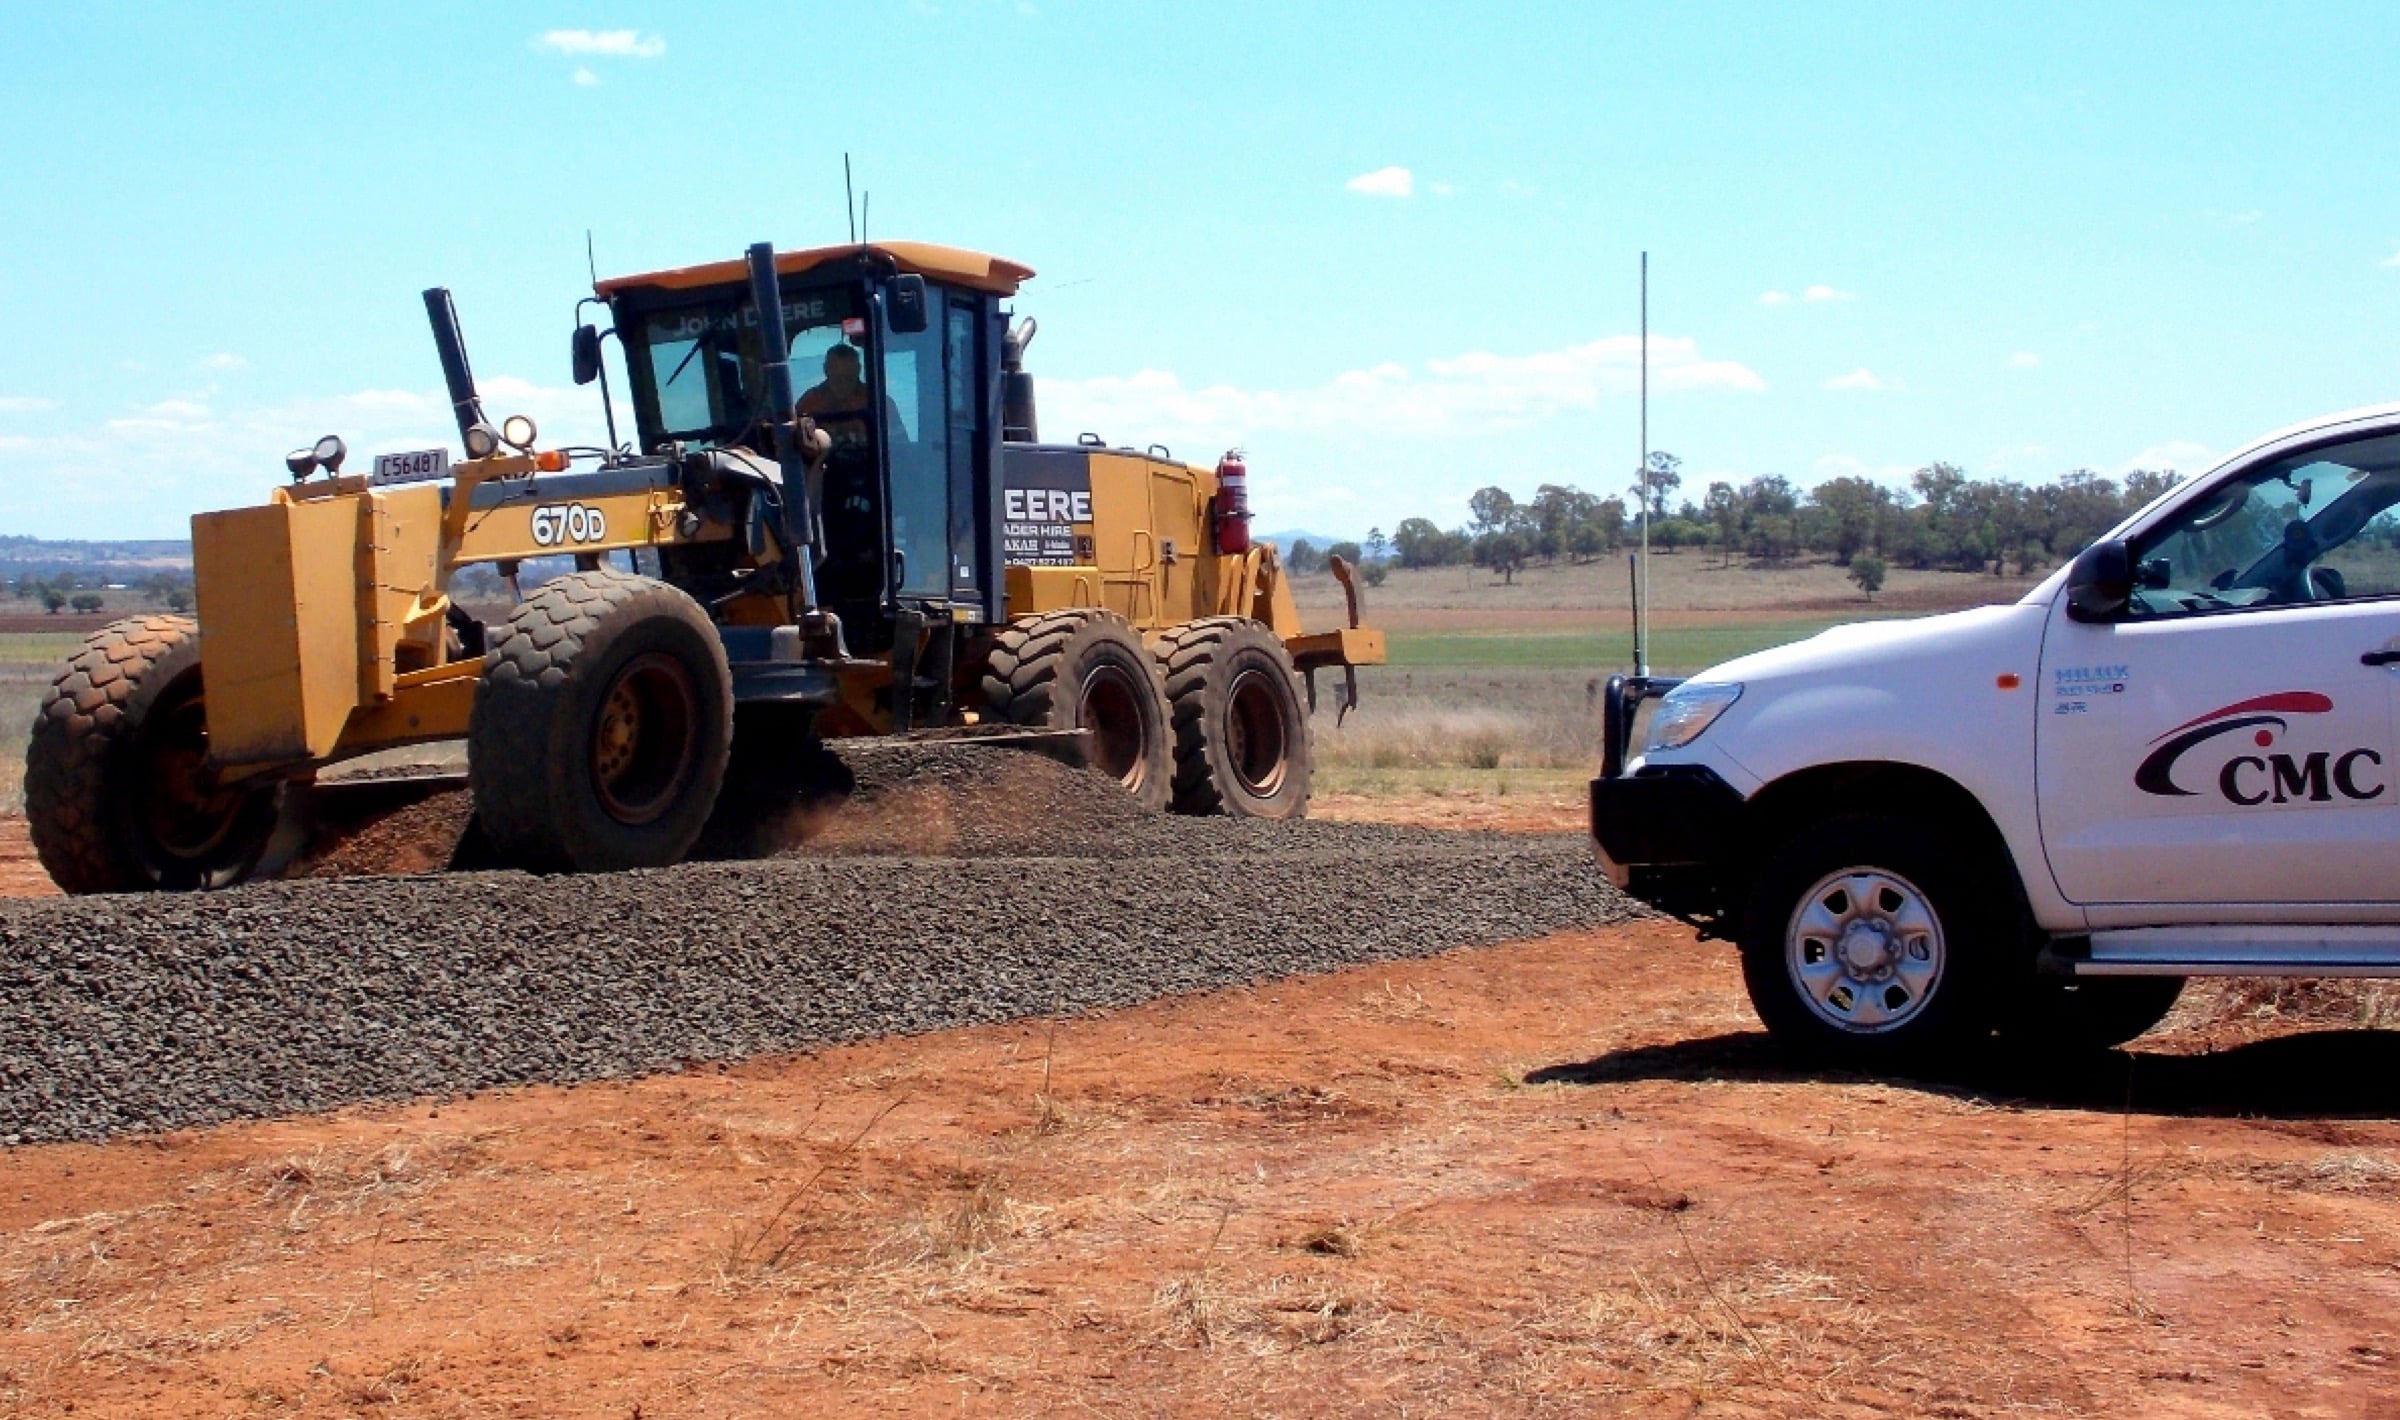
xmin=1643 ymin=681 xmax=1743 ymax=751
xmin=312 ymin=433 xmax=347 ymax=473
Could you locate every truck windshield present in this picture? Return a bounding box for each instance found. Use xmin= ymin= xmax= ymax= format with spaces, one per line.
xmin=633 ymin=285 xmax=865 ymax=444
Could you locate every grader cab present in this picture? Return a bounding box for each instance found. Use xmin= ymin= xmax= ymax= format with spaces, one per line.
xmin=26 ymin=240 xmax=1384 ymax=892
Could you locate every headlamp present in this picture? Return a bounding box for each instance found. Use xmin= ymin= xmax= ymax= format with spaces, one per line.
xmin=1643 ymin=681 xmax=1743 ymax=752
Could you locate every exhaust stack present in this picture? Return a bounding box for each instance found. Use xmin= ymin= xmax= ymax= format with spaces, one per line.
xmin=1001 ymin=318 xmax=1038 ymax=443
xmin=422 ymin=288 xmax=487 ymax=447
xmin=744 ymin=242 xmax=821 ymax=616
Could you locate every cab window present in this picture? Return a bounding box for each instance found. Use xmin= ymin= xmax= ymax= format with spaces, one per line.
xmin=633 ymin=286 xmax=859 ymax=443
xmin=2128 ymin=430 xmax=2400 ymax=616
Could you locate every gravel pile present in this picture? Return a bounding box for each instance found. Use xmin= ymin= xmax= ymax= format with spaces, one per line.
xmin=0 ymin=786 xmax=1640 ymax=1143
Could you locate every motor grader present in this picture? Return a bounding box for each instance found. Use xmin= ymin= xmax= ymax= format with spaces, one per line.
xmin=26 ymin=239 xmax=1384 ymax=892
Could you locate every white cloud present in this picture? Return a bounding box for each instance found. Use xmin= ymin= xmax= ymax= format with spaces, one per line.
xmin=2006 ymin=351 xmax=2040 ymax=369
xmin=1758 ymin=290 xmax=1791 ymax=307
xmin=1810 ymin=454 xmax=1918 ymax=489
xmin=1045 ymin=334 xmax=1761 ymax=455
xmin=201 ymin=352 xmax=248 ymax=372
xmin=572 ymin=66 xmax=602 ymax=87
xmin=535 ymin=28 xmax=664 ymax=57
xmin=1801 ymin=284 xmax=1855 ymax=303
xmin=1344 ymin=166 xmax=1414 ymax=198
xmin=2118 ymin=439 xmax=2216 ymax=478
xmin=2381 ymin=248 xmax=2400 ymax=269
xmin=0 ymin=396 xmax=55 ymax=413
xmin=0 ymin=378 xmax=610 ymax=537
xmin=1428 ymin=181 xmax=1457 ymax=197
xmin=105 ymin=398 xmax=214 ymax=436
xmin=1822 ymin=368 xmax=1888 ymax=392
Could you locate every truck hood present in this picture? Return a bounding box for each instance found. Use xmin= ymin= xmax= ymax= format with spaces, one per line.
xmin=1697 ymin=602 xmax=2045 ymax=689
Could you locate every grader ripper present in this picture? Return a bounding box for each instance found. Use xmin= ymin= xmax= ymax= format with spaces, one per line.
xmin=27 ymin=240 xmax=1384 ymax=891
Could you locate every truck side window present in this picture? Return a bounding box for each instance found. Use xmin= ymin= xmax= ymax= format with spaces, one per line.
xmin=2128 ymin=430 xmax=2400 ymax=616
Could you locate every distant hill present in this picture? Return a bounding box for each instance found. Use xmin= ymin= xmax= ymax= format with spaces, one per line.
xmin=1258 ymin=529 xmax=1357 ymax=556
xmin=0 ymin=536 xmax=193 ymax=579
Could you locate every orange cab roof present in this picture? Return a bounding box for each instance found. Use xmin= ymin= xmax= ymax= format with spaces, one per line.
xmin=594 ymin=240 xmax=1034 ymax=298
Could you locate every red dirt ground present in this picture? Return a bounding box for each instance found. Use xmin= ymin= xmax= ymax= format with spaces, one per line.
xmin=1311 ymin=784 xmax=1584 ymax=834
xmin=4 ymin=914 xmax=2398 ymax=1417
xmin=0 ymin=816 xmax=56 ymax=898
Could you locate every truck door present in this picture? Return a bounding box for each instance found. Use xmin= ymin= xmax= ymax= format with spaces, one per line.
xmin=2036 ymin=431 xmax=2400 ymax=912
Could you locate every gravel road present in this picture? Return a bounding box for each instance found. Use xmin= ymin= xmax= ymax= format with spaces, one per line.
xmin=0 ymin=747 xmax=1640 ymax=1143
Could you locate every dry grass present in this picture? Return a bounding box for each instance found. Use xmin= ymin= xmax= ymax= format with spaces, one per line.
xmin=1310 ymin=668 xmax=1600 ymax=773
xmin=0 ymin=673 xmax=52 ymax=812
xmin=2193 ymin=978 xmax=2400 ymax=1030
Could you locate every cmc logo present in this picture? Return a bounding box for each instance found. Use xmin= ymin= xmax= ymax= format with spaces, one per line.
xmin=2134 ymin=691 xmax=2384 ymax=805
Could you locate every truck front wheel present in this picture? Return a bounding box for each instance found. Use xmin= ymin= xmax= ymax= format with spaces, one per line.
xmin=1737 ymin=815 xmax=2001 ymax=1064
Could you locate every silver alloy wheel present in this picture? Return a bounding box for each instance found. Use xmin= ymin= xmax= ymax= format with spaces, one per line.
xmin=1785 ymin=867 xmax=1945 ymax=1034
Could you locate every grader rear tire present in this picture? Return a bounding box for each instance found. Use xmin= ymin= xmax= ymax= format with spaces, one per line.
xmin=25 ymin=615 xmax=282 ymax=893
xmin=982 ymin=609 xmax=1172 ymax=811
xmin=469 ymin=570 xmax=733 ymax=873
xmin=1159 ymin=617 xmax=1312 ymax=819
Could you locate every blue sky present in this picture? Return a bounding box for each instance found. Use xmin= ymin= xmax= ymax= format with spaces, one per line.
xmin=4 ymin=1 xmax=2399 ymax=539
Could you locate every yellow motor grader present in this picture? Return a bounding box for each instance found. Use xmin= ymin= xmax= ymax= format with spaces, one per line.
xmin=26 ymin=240 xmax=1383 ymax=891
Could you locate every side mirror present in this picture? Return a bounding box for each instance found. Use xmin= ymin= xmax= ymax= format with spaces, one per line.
xmin=571 ymin=325 xmax=604 ymax=386
xmin=2066 ymin=538 xmax=2133 ymax=623
xmin=887 ymin=274 xmax=928 ymax=334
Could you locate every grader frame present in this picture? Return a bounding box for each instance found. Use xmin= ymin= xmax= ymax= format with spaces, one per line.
xmin=27 ymin=237 xmax=1385 ymax=892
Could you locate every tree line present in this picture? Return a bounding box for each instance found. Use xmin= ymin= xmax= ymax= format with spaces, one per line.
xmin=1292 ymin=453 xmax=2186 ymax=585
xmin=9 ymin=571 xmax=191 ymax=614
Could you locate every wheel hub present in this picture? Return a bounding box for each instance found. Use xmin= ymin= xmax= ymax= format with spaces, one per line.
xmin=588 ymin=651 xmax=699 ymax=826
xmin=1835 ymin=920 xmax=1899 ymax=977
xmin=1077 ymin=664 xmax=1148 ymax=789
xmin=596 ymin=685 xmax=641 ymax=782
xmin=1785 ymin=868 xmax=1945 ymax=1034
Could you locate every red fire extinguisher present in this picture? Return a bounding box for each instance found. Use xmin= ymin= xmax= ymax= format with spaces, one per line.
xmin=1213 ymin=449 xmax=1252 ymax=555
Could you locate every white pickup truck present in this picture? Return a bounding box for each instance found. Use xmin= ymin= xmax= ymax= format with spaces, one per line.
xmin=1591 ymin=404 xmax=2400 ymax=1062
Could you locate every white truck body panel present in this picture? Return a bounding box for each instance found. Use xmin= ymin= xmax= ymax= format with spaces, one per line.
xmin=1632 ymin=603 xmax=2073 ymax=924
xmin=1622 ymin=402 xmax=2400 ymax=959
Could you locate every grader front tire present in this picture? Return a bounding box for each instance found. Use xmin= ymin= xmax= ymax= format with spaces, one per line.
xmin=25 ymin=615 xmax=282 ymax=894
xmin=1159 ymin=617 xmax=1312 ymax=819
xmin=468 ymin=571 xmax=733 ymax=873
xmin=982 ymin=609 xmax=1173 ymax=811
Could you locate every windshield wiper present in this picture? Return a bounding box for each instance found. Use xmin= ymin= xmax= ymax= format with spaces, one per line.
xmin=662 ymin=337 xmax=708 ymax=393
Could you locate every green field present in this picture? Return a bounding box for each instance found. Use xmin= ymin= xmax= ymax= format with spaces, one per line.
xmin=0 ymin=632 xmax=81 ymax=666
xmin=1384 ymin=616 xmax=1883 ymax=674
xmin=0 ymin=637 xmax=75 ymax=807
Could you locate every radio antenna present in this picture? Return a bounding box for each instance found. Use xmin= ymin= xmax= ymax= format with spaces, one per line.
xmin=1636 ymin=250 xmax=1652 ymax=679
xmin=844 ymin=154 xmax=857 ymax=244
xmin=861 ymin=191 xmax=870 ymax=246
xmin=584 ymin=229 xmax=599 ymax=287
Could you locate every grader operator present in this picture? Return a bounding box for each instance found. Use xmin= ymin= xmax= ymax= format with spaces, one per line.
xmin=26 ymin=240 xmax=1384 ymax=892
